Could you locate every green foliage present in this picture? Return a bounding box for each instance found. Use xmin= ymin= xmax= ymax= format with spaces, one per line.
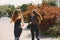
xmin=20 ymin=4 xmax=27 ymax=12
xmin=47 ymin=2 xmax=56 ymax=6
xmin=16 ymin=6 xmax=21 ymax=9
xmin=46 ymin=0 xmax=57 ymax=6
xmin=0 ymin=5 xmax=15 ymax=18
xmin=6 ymin=5 xmax=15 ymax=17
xmin=41 ymin=24 xmax=60 ymax=37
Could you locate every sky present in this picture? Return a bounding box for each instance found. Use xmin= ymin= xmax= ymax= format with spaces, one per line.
xmin=0 ymin=0 xmax=42 ymax=7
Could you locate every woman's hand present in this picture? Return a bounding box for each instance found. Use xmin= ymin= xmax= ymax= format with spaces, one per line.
xmin=21 ymin=23 xmax=24 ymax=27
xmin=21 ymin=18 xmax=24 ymax=27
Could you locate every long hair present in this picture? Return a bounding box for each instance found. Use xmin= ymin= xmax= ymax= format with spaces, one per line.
xmin=11 ymin=9 xmax=22 ymax=22
xmin=32 ymin=10 xmax=42 ymax=25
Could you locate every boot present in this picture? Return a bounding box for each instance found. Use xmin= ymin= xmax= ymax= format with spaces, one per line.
xmin=14 ymin=37 xmax=19 ymax=40
xmin=37 ymin=36 xmax=40 ymax=40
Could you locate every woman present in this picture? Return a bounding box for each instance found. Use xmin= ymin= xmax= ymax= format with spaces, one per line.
xmin=11 ymin=9 xmax=24 ymax=40
xmin=29 ymin=10 xmax=42 ymax=40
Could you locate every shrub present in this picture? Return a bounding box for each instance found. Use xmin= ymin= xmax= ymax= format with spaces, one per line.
xmin=20 ymin=4 xmax=27 ymax=12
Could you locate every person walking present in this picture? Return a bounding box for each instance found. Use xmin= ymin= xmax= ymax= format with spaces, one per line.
xmin=11 ymin=9 xmax=24 ymax=40
xmin=29 ymin=10 xmax=42 ymax=40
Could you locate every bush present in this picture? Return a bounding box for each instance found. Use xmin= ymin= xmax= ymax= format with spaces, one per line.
xmin=20 ymin=4 xmax=27 ymax=12
xmin=41 ymin=24 xmax=60 ymax=37
xmin=47 ymin=2 xmax=56 ymax=6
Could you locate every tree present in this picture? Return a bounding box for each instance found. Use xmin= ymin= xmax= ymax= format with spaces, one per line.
xmin=0 ymin=5 xmax=15 ymax=17
xmin=20 ymin=4 xmax=27 ymax=12
xmin=42 ymin=0 xmax=56 ymax=6
xmin=6 ymin=5 xmax=15 ymax=17
xmin=47 ymin=1 xmax=56 ymax=6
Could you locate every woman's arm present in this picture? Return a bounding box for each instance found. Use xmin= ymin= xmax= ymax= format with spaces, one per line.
xmin=40 ymin=14 xmax=43 ymax=20
xmin=21 ymin=18 xmax=24 ymax=27
xmin=36 ymin=12 xmax=42 ymax=25
xmin=20 ymin=12 xmax=24 ymax=27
